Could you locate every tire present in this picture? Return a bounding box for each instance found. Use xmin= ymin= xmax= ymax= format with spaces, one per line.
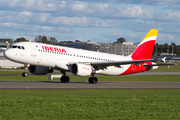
xmin=22 ymin=72 xmax=28 ymax=77
xmin=61 ymin=76 xmax=70 ymax=83
xmin=88 ymin=77 xmax=98 ymax=84
xmin=65 ymin=76 xmax=69 ymax=82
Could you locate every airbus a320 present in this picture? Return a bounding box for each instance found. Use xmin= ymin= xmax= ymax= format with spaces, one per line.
xmin=4 ymin=29 xmax=166 ymax=84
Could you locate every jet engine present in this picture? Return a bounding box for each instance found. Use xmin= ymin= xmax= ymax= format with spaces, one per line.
xmin=28 ymin=65 xmax=53 ymax=75
xmin=71 ymin=63 xmax=92 ymax=76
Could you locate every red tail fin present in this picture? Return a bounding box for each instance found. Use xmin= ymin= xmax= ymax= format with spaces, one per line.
xmin=131 ymin=29 xmax=158 ymax=60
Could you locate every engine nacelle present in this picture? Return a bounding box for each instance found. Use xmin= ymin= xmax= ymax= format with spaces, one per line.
xmin=28 ymin=65 xmax=53 ymax=75
xmin=71 ymin=63 xmax=92 ymax=76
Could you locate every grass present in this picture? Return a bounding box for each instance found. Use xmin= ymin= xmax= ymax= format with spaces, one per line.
xmin=148 ymin=62 xmax=180 ymax=72
xmin=151 ymin=65 xmax=180 ymax=72
xmin=0 ymin=75 xmax=180 ymax=82
xmin=0 ymin=89 xmax=180 ymax=120
xmin=0 ymin=65 xmax=180 ymax=119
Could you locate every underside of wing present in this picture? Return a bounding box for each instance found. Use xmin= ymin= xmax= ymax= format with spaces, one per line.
xmin=74 ymin=59 xmax=155 ymax=70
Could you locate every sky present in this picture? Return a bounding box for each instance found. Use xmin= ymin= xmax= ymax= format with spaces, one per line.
xmin=0 ymin=0 xmax=180 ymax=44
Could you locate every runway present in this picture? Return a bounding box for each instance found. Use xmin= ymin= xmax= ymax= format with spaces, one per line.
xmin=0 ymin=71 xmax=180 ymax=89
xmin=0 ymin=81 xmax=180 ymax=89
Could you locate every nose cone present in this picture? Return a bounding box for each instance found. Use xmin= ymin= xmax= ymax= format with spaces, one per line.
xmin=3 ymin=49 xmax=11 ymax=60
xmin=4 ymin=49 xmax=22 ymax=64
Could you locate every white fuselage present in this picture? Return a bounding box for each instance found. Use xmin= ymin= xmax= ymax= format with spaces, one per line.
xmin=4 ymin=42 xmax=134 ymax=76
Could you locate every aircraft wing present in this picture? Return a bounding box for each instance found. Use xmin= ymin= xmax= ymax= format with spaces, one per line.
xmin=71 ymin=59 xmax=156 ymax=70
xmin=68 ymin=59 xmax=176 ymax=70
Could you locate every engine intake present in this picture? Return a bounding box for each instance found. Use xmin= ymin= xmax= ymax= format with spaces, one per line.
xmin=28 ymin=65 xmax=53 ymax=75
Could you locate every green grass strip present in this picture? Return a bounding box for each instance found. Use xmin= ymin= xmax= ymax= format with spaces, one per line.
xmin=0 ymin=89 xmax=179 ymax=120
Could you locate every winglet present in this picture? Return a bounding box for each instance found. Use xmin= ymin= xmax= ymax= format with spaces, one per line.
xmin=161 ymin=57 xmax=166 ymax=63
xmin=131 ymin=29 xmax=158 ymax=60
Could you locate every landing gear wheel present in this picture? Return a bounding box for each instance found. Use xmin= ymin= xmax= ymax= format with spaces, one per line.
xmin=22 ymin=64 xmax=28 ymax=77
xmin=22 ymin=72 xmax=28 ymax=77
xmin=60 ymin=76 xmax=70 ymax=83
xmin=88 ymin=77 xmax=98 ymax=84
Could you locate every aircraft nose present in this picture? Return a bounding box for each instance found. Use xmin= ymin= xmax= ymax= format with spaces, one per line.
xmin=3 ymin=49 xmax=11 ymax=59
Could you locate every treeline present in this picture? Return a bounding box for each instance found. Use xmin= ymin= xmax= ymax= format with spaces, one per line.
xmin=14 ymin=35 xmax=58 ymax=44
xmin=14 ymin=37 xmax=126 ymax=44
xmin=34 ymin=35 xmax=58 ymax=44
xmin=153 ymin=43 xmax=180 ymax=56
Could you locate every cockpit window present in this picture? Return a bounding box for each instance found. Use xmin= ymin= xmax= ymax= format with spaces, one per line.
xmin=11 ymin=45 xmax=25 ymax=50
xmin=12 ymin=46 xmax=17 ymax=48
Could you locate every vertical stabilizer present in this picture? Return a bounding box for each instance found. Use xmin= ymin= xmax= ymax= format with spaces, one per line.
xmin=131 ymin=29 xmax=158 ymax=60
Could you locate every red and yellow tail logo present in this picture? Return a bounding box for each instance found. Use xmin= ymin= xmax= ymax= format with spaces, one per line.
xmin=131 ymin=29 xmax=158 ymax=60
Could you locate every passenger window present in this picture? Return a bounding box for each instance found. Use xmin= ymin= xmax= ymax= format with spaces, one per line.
xmin=18 ymin=46 xmax=21 ymax=49
xmin=22 ymin=46 xmax=25 ymax=50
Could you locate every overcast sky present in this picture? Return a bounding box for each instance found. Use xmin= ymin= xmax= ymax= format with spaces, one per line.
xmin=0 ymin=0 xmax=180 ymax=44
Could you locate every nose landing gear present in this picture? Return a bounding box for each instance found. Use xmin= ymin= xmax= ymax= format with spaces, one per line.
xmin=22 ymin=64 xmax=28 ymax=77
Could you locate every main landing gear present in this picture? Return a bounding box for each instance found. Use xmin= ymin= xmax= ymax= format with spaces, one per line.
xmin=60 ymin=71 xmax=70 ymax=83
xmin=22 ymin=65 xmax=28 ymax=77
xmin=60 ymin=71 xmax=98 ymax=84
xmin=88 ymin=76 xmax=98 ymax=84
xmin=88 ymin=73 xmax=98 ymax=84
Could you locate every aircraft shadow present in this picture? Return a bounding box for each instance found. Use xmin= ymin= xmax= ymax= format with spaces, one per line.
xmin=38 ymin=81 xmax=89 ymax=84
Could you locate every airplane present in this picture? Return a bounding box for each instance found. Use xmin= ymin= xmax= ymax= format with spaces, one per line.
xmin=3 ymin=29 xmax=168 ymax=84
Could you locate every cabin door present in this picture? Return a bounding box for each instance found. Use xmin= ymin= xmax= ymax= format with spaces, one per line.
xmin=31 ymin=44 xmax=37 ymax=57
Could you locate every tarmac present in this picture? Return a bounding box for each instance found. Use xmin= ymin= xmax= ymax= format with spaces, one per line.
xmin=0 ymin=81 xmax=180 ymax=90
xmin=0 ymin=71 xmax=180 ymax=89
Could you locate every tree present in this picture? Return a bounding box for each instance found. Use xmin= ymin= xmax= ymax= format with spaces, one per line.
xmin=42 ymin=36 xmax=47 ymax=43
xmin=171 ymin=42 xmax=176 ymax=46
xmin=14 ymin=37 xmax=28 ymax=42
xmin=34 ymin=35 xmax=57 ymax=44
xmin=50 ymin=37 xmax=58 ymax=44
xmin=34 ymin=35 xmax=43 ymax=43
xmin=117 ymin=37 xmax=126 ymax=43
xmin=75 ymin=40 xmax=82 ymax=42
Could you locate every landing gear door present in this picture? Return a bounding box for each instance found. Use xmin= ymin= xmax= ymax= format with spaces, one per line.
xmin=31 ymin=44 xmax=37 ymax=57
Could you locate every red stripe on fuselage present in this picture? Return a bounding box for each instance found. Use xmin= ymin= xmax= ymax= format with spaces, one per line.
xmin=121 ymin=40 xmax=155 ymax=75
xmin=120 ymin=62 xmax=152 ymax=75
